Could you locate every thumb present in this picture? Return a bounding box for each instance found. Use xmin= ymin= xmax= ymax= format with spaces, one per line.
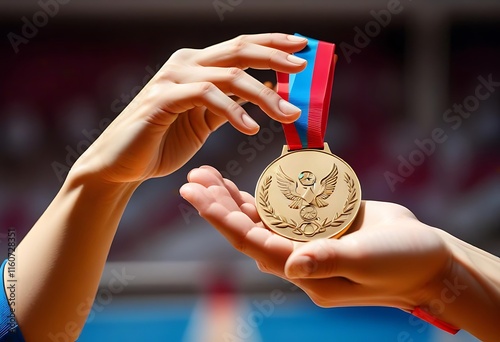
xmin=285 ymin=238 xmax=361 ymax=279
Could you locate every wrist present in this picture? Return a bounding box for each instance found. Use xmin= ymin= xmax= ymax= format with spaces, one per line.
xmin=417 ymin=229 xmax=500 ymax=340
xmin=64 ymin=165 xmax=141 ymax=203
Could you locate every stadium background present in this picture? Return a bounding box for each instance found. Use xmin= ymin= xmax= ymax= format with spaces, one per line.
xmin=1 ymin=0 xmax=499 ymax=341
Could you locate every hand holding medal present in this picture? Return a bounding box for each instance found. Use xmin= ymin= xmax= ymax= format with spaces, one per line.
xmin=255 ymin=34 xmax=362 ymax=242
xmin=179 ymin=34 xmax=500 ymax=338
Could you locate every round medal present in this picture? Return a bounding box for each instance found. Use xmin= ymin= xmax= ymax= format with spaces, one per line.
xmin=255 ymin=143 xmax=361 ymax=242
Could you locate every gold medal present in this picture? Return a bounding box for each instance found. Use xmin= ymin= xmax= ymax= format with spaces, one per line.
xmin=255 ymin=143 xmax=361 ymax=242
xmin=256 ymin=34 xmax=361 ymax=241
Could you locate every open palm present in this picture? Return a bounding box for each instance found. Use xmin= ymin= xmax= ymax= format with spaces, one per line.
xmin=180 ymin=165 xmax=453 ymax=312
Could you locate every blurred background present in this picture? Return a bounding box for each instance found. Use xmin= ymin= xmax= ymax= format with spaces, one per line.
xmin=0 ymin=0 xmax=499 ymax=341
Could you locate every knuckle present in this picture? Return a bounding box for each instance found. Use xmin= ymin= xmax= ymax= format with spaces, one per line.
xmin=391 ymin=203 xmax=415 ymax=218
xmin=307 ymin=290 xmax=331 ymax=308
xmin=226 ymin=101 xmax=243 ymax=114
xmin=268 ymin=32 xmax=281 ymax=42
xmin=229 ymin=37 xmax=248 ymax=55
xmin=233 ymin=34 xmax=248 ymax=45
xmin=256 ymin=261 xmax=271 ymax=274
xmin=157 ymin=65 xmax=177 ymax=81
xmin=268 ymin=48 xmax=280 ymax=61
xmin=143 ymin=82 xmax=168 ymax=105
xmin=258 ymin=85 xmax=276 ymax=99
xmin=227 ymin=67 xmax=244 ymax=80
xmin=196 ymin=81 xmax=215 ymax=95
xmin=169 ymin=48 xmax=196 ymax=61
xmin=232 ymin=227 xmax=252 ymax=254
xmin=311 ymin=298 xmax=330 ymax=308
xmin=206 ymin=184 xmax=224 ymax=197
xmin=232 ymin=236 xmax=247 ymax=254
xmin=145 ymin=82 xmax=162 ymax=97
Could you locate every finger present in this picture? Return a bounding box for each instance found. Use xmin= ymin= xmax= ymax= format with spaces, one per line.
xmin=284 ymin=238 xmax=363 ymax=280
xmin=170 ymin=66 xmax=301 ymax=123
xmin=238 ymin=191 xmax=260 ymax=224
xmin=255 ymin=260 xmax=286 ymax=278
xmin=195 ymin=166 xmax=247 ymax=206
xmin=225 ymin=217 xmax=293 ymax=272
xmin=180 ymin=175 xmax=252 ymax=237
xmin=185 ymin=166 xmax=258 ymax=228
xmin=230 ymin=33 xmax=308 ymax=53
xmin=159 ymin=82 xmax=260 ymax=135
xmin=180 ymin=180 xmax=291 ymax=270
xmin=215 ymin=175 xmax=261 ymax=224
xmin=222 ymin=177 xmax=261 ymax=223
xmin=186 ymin=167 xmax=241 ymax=213
xmin=230 ymin=80 xmax=274 ymax=106
xmin=195 ymin=166 xmax=262 ymax=224
xmin=198 ymin=108 xmax=228 ymax=133
xmin=296 ymin=277 xmax=406 ymax=308
xmin=196 ymin=34 xmax=308 ymax=72
xmin=180 ymin=168 xmax=294 ymax=271
xmin=194 ymin=166 xmax=260 ymax=224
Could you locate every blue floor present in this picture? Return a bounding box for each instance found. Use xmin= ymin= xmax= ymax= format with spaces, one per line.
xmin=76 ymin=293 xmax=477 ymax=342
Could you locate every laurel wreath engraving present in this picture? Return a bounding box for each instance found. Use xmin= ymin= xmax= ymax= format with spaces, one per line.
xmin=319 ymin=173 xmax=357 ymax=228
xmin=259 ymin=176 xmax=298 ymax=229
xmin=259 ymin=173 xmax=357 ymax=234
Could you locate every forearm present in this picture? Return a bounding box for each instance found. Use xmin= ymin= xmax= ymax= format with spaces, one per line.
xmin=424 ymin=229 xmax=500 ymax=341
xmin=4 ymin=171 xmax=139 ymax=341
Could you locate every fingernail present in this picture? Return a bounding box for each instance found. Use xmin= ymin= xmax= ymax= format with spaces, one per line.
xmin=287 ymin=256 xmax=316 ymax=278
xmin=279 ymin=99 xmax=301 ymax=115
xmin=287 ymin=35 xmax=307 ymax=42
xmin=241 ymin=113 xmax=259 ymax=130
xmin=179 ymin=184 xmax=191 ymax=198
xmin=286 ymin=54 xmax=307 ymax=65
xmin=186 ymin=168 xmax=198 ymax=182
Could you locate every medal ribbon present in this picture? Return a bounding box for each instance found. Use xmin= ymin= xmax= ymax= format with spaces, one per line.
xmin=277 ymin=34 xmax=337 ymax=150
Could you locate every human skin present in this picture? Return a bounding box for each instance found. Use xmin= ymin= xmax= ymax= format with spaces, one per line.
xmin=180 ymin=165 xmax=500 ymax=341
xmin=5 ymin=33 xmax=308 ymax=341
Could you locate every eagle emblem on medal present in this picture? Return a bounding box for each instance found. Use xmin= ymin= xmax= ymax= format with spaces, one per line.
xmin=255 ymin=146 xmax=361 ymax=242
xmin=276 ymin=164 xmax=338 ymax=237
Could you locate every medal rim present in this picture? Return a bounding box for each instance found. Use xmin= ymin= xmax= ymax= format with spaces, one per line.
xmin=255 ymin=145 xmax=362 ymax=242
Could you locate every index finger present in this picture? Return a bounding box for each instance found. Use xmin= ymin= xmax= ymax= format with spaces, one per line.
xmin=195 ymin=33 xmax=308 ymax=71
xmin=216 ymin=33 xmax=308 ymax=53
xmin=180 ymin=167 xmax=295 ymax=270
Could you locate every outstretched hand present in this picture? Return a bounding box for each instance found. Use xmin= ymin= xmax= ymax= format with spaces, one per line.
xmin=180 ymin=166 xmax=452 ymax=311
xmin=72 ymin=33 xmax=307 ymax=184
